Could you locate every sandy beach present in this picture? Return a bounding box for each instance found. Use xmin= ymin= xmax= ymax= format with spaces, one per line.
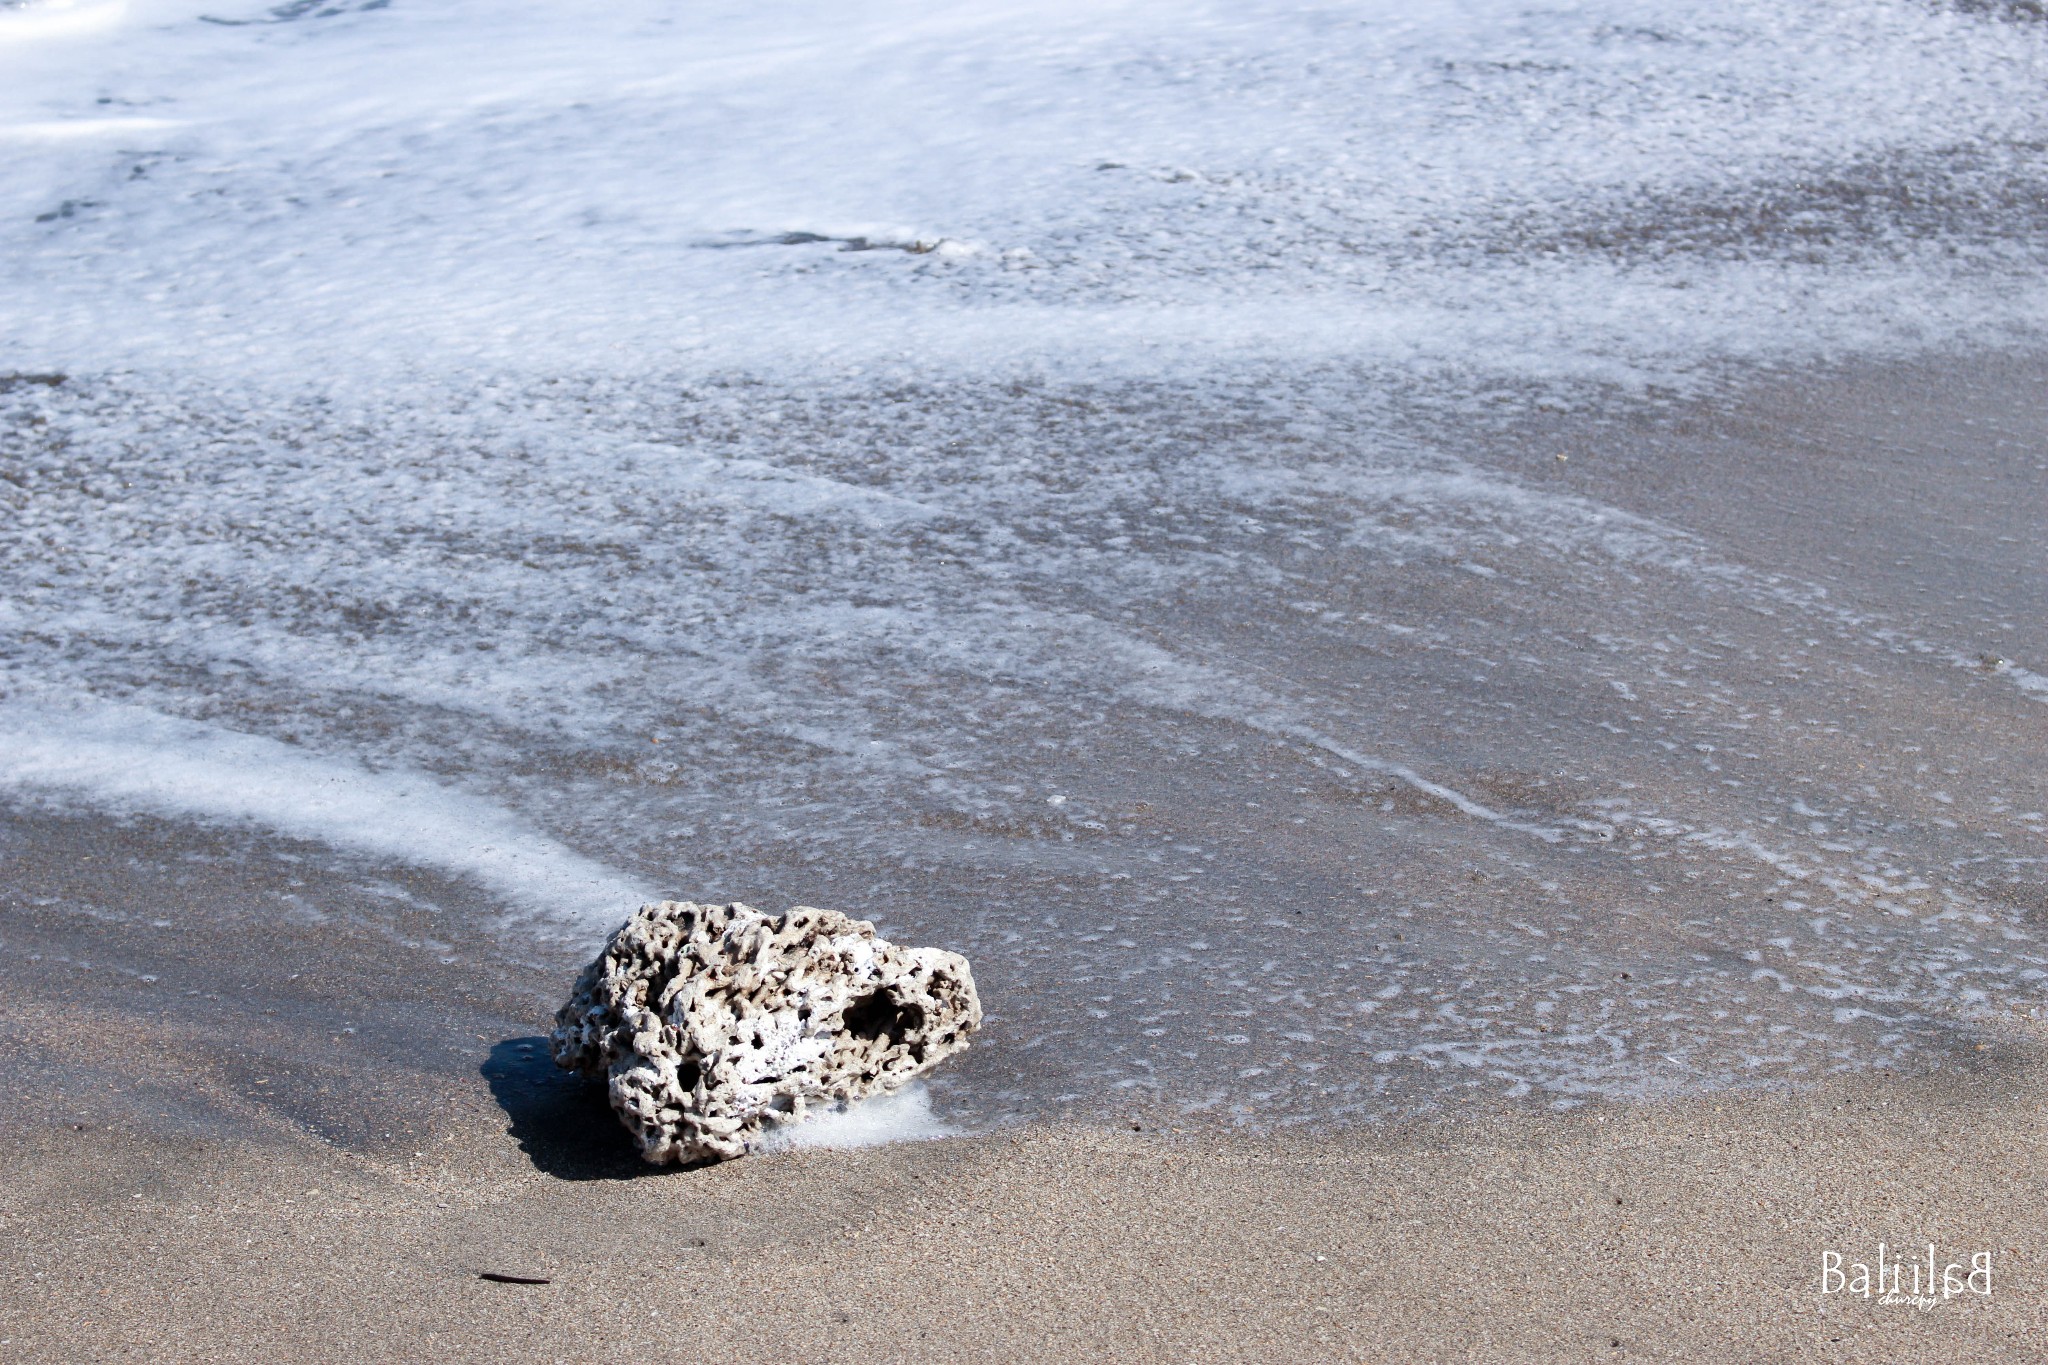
xmin=5 ymin=1025 xmax=2046 ymax=1362
xmin=4 ymin=2 xmax=2046 ymax=1357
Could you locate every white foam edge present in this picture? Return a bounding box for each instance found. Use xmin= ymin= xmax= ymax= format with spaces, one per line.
xmin=0 ymin=685 xmax=648 ymax=929
xmin=752 ymin=1081 xmax=958 ymax=1154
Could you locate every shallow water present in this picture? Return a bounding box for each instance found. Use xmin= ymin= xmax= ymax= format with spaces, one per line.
xmin=1 ymin=0 xmax=2044 ymax=1136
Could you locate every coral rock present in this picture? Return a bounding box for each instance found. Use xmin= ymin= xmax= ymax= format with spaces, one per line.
xmin=551 ymin=900 xmax=981 ymax=1164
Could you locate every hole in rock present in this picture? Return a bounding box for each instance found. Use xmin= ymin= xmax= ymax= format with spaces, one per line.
xmin=842 ymin=991 xmax=924 ymax=1044
xmin=645 ymin=959 xmax=681 ymax=1010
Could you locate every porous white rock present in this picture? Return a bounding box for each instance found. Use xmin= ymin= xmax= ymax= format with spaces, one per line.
xmin=550 ymin=900 xmax=981 ymax=1164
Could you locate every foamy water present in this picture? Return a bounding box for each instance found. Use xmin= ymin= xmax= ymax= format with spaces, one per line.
xmin=752 ymin=1083 xmax=958 ymax=1154
xmin=1 ymin=0 xmax=2045 ymax=1130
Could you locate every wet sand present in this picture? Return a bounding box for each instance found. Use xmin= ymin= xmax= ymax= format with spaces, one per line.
xmin=2 ymin=350 xmax=2045 ymax=1359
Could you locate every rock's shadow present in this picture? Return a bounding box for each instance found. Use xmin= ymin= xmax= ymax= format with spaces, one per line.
xmin=481 ymin=1036 xmax=659 ymax=1180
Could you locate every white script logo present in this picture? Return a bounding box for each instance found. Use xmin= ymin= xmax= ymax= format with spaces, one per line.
xmin=1821 ymin=1243 xmax=1991 ymax=1309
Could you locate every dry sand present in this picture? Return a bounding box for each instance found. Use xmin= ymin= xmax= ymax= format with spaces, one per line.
xmin=4 ymin=1032 xmax=2047 ymax=1363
